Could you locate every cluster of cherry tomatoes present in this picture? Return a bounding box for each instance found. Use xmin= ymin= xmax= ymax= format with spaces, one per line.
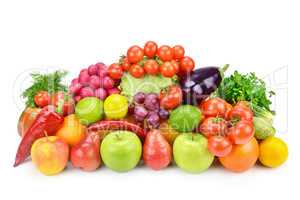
xmin=107 ymin=41 xmax=195 ymax=80
xmin=199 ymin=99 xmax=254 ymax=157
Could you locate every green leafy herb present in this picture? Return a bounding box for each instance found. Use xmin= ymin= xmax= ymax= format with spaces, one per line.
xmin=22 ymin=70 xmax=68 ymax=108
xmin=217 ymin=71 xmax=275 ymax=117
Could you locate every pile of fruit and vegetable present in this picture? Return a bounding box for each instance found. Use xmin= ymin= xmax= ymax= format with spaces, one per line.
xmin=14 ymin=41 xmax=288 ymax=175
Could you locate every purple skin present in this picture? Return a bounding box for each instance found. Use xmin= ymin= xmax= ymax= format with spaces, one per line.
xmin=144 ymin=93 xmax=159 ymax=111
xmin=158 ymin=108 xmax=169 ymax=119
xmin=134 ymin=105 xmax=148 ymax=119
xmin=146 ymin=113 xmax=160 ymax=128
xmin=134 ymin=92 xmax=146 ymax=104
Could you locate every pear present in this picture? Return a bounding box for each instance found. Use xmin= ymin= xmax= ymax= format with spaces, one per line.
xmin=143 ymin=130 xmax=172 ymax=170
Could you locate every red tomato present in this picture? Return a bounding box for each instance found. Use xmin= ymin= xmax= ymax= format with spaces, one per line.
xmin=219 ymin=137 xmax=259 ymax=172
xmin=157 ymin=45 xmax=173 ymax=61
xmin=127 ymin=45 xmax=144 ymax=64
xmin=199 ymin=117 xmax=227 ymax=138
xmin=200 ymin=98 xmax=228 ymax=118
xmin=129 ymin=64 xmax=145 ymax=78
xmin=51 ymin=91 xmax=75 ymax=116
xmin=160 ymin=85 xmax=182 ymax=110
xmin=160 ymin=61 xmax=176 ymax=77
xmin=208 ymin=135 xmax=233 ymax=157
xmin=172 ymin=45 xmax=185 ymax=59
xmin=180 ymin=56 xmax=195 ymax=74
xmin=227 ymin=105 xmax=253 ymax=122
xmin=121 ymin=57 xmax=131 ymax=71
xmin=108 ymin=63 xmax=123 ymax=80
xmin=144 ymin=59 xmax=159 ymax=75
xmin=34 ymin=91 xmax=50 ymax=107
xmin=170 ymin=60 xmax=180 ymax=73
xmin=51 ymin=91 xmax=65 ymax=106
xmin=227 ymin=120 xmax=254 ymax=145
xmin=144 ymin=41 xmax=158 ymax=58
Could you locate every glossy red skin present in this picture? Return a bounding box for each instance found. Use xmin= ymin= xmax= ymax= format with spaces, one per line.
xmin=179 ymin=56 xmax=195 ymax=74
xmin=172 ymin=45 xmax=185 ymax=59
xmin=127 ymin=45 xmax=144 ymax=64
xmin=18 ymin=107 xmax=41 ymax=137
xmin=51 ymin=91 xmax=65 ymax=106
xmin=160 ymin=85 xmax=182 ymax=110
xmin=157 ymin=45 xmax=173 ymax=61
xmin=58 ymin=99 xmax=75 ymax=116
xmin=160 ymin=61 xmax=176 ymax=77
xmin=14 ymin=106 xmax=64 ymax=167
xmin=144 ymin=59 xmax=159 ymax=75
xmin=227 ymin=120 xmax=254 ymax=145
xmin=208 ymin=135 xmax=232 ymax=157
xmin=108 ymin=63 xmax=123 ymax=80
xmin=129 ymin=64 xmax=144 ymax=78
xmin=144 ymin=41 xmax=158 ymax=58
xmin=199 ymin=117 xmax=228 ymax=138
xmin=227 ymin=105 xmax=253 ymax=122
xmin=170 ymin=60 xmax=180 ymax=73
xmin=34 ymin=91 xmax=50 ymax=107
xmin=200 ymin=98 xmax=228 ymax=118
xmin=143 ymin=130 xmax=172 ymax=170
xmin=121 ymin=57 xmax=131 ymax=71
xmin=52 ymin=92 xmax=75 ymax=116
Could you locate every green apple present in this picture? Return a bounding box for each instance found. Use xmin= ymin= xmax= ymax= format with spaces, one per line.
xmin=75 ymin=97 xmax=103 ymax=125
xmin=173 ymin=133 xmax=214 ymax=173
xmin=104 ymin=94 xmax=128 ymax=119
xmin=100 ymin=131 xmax=142 ymax=172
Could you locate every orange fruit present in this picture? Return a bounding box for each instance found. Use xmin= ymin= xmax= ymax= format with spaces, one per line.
xmin=219 ymin=137 xmax=259 ymax=172
xmin=56 ymin=114 xmax=86 ymax=146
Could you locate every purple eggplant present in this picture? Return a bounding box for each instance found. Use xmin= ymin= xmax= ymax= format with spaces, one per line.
xmin=180 ymin=64 xmax=229 ymax=105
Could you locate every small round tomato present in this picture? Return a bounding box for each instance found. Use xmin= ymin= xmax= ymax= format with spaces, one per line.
xmin=172 ymin=45 xmax=185 ymax=59
xmin=34 ymin=91 xmax=50 ymax=107
xmin=144 ymin=41 xmax=158 ymax=58
xmin=200 ymin=98 xmax=228 ymax=118
xmin=219 ymin=137 xmax=259 ymax=172
xmin=208 ymin=135 xmax=233 ymax=157
xmin=180 ymin=56 xmax=195 ymax=74
xmin=121 ymin=57 xmax=131 ymax=71
xmin=129 ymin=64 xmax=145 ymax=78
xmin=170 ymin=60 xmax=180 ymax=73
xmin=157 ymin=45 xmax=173 ymax=61
xmin=144 ymin=59 xmax=159 ymax=75
xmin=51 ymin=91 xmax=65 ymax=106
xmin=160 ymin=61 xmax=176 ymax=77
xmin=199 ymin=117 xmax=227 ymax=138
xmin=227 ymin=105 xmax=253 ymax=122
xmin=127 ymin=45 xmax=144 ymax=64
xmin=160 ymin=85 xmax=182 ymax=110
xmin=108 ymin=63 xmax=123 ymax=80
xmin=227 ymin=120 xmax=254 ymax=145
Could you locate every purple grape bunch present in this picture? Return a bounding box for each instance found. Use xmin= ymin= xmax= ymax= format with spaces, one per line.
xmin=131 ymin=92 xmax=169 ymax=129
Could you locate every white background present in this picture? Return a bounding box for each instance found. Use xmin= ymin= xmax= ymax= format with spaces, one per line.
xmin=0 ymin=0 xmax=299 ymax=200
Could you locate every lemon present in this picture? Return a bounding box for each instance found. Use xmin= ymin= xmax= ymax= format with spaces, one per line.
xmin=259 ymin=136 xmax=288 ymax=168
xmin=104 ymin=94 xmax=128 ymax=119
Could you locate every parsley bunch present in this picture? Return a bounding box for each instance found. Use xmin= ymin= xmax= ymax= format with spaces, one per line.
xmin=22 ymin=70 xmax=68 ymax=108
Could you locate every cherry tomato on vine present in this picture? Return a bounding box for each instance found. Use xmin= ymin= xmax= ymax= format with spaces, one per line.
xmin=208 ymin=135 xmax=233 ymax=157
xmin=172 ymin=45 xmax=185 ymax=59
xmin=34 ymin=91 xmax=50 ymax=107
xmin=227 ymin=120 xmax=254 ymax=145
xmin=121 ymin=57 xmax=131 ymax=71
xmin=180 ymin=56 xmax=195 ymax=74
xmin=129 ymin=64 xmax=145 ymax=78
xmin=170 ymin=60 xmax=180 ymax=73
xmin=144 ymin=59 xmax=159 ymax=75
xmin=200 ymin=98 xmax=228 ymax=118
xmin=227 ymin=105 xmax=253 ymax=122
xmin=144 ymin=41 xmax=158 ymax=58
xmin=160 ymin=85 xmax=182 ymax=110
xmin=199 ymin=117 xmax=227 ymax=138
xmin=157 ymin=45 xmax=173 ymax=61
xmin=108 ymin=63 xmax=123 ymax=80
xmin=160 ymin=61 xmax=177 ymax=77
xmin=127 ymin=45 xmax=144 ymax=64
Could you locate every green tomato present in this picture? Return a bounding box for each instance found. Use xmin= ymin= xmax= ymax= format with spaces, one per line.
xmin=100 ymin=131 xmax=142 ymax=172
xmin=75 ymin=97 xmax=103 ymax=125
xmin=104 ymin=94 xmax=128 ymax=119
xmin=169 ymin=105 xmax=202 ymax=132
